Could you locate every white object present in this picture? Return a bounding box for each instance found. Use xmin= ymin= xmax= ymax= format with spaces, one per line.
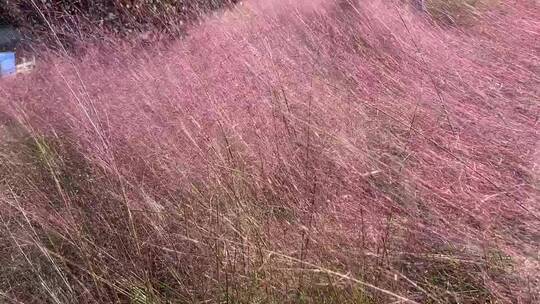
xmin=16 ymin=56 xmax=36 ymax=74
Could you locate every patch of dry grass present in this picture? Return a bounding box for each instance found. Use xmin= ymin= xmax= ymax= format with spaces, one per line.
xmin=425 ymin=0 xmax=497 ymax=25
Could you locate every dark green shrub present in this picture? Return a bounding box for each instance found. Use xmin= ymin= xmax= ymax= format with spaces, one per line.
xmin=0 ymin=0 xmax=237 ymax=42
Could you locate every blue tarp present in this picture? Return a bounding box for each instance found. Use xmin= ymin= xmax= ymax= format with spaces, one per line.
xmin=0 ymin=52 xmax=16 ymax=76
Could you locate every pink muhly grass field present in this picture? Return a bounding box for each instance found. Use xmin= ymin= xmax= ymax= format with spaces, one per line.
xmin=0 ymin=0 xmax=538 ymax=303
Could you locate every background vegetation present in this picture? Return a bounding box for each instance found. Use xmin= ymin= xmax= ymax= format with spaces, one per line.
xmin=0 ymin=0 xmax=236 ymax=46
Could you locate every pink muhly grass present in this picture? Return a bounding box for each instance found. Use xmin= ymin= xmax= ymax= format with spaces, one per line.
xmin=0 ymin=0 xmax=538 ymax=303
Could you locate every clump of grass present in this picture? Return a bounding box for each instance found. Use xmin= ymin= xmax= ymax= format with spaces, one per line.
xmin=1 ymin=0 xmax=539 ymax=303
